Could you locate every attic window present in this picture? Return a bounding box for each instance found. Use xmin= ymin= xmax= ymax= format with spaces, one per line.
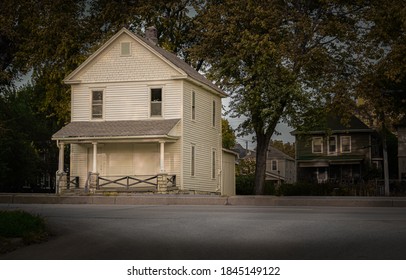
xmin=121 ymin=42 xmax=131 ymax=56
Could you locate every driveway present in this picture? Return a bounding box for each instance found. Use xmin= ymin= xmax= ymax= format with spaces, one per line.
xmin=1 ymin=204 xmax=406 ymax=259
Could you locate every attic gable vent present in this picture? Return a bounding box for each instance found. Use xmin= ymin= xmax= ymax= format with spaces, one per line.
xmin=121 ymin=42 xmax=131 ymax=56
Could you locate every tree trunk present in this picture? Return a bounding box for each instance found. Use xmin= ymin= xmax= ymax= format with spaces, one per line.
xmin=254 ymin=134 xmax=271 ymax=195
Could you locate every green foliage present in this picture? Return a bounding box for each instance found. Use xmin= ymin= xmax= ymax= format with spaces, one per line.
xmin=236 ymin=158 xmax=256 ymax=176
xmin=0 ymin=210 xmax=48 ymax=244
xmin=236 ymin=175 xmax=276 ymax=195
xmin=0 ymin=85 xmax=59 ymax=190
xmin=191 ymin=0 xmax=367 ymax=194
xmin=222 ymin=118 xmax=236 ymax=149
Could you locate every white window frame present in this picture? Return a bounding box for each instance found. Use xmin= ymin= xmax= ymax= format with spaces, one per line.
xmin=120 ymin=42 xmax=131 ymax=56
xmin=191 ymin=90 xmax=196 ymax=121
xmin=312 ymin=137 xmax=323 ymax=154
xmin=150 ymin=87 xmax=163 ymax=117
xmin=340 ymin=136 xmax=352 ymax=153
xmin=271 ymin=160 xmax=278 ymax=171
xmin=91 ymin=90 xmax=104 ymax=120
xmin=191 ymin=144 xmax=196 ymax=177
xmin=327 ymin=135 xmax=337 ymax=155
xmin=211 ymin=148 xmax=216 ymax=179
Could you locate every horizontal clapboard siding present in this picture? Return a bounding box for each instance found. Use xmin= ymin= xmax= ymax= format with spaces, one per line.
xmin=76 ymin=33 xmax=180 ymax=83
xmin=71 ymin=81 xmax=182 ymax=121
xmin=182 ymin=80 xmax=222 ymax=192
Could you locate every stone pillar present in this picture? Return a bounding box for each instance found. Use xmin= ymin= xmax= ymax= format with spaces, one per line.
xmin=157 ymin=173 xmax=168 ymax=193
xmin=56 ymin=171 xmax=67 ymax=194
xmin=88 ymin=172 xmax=99 ymax=194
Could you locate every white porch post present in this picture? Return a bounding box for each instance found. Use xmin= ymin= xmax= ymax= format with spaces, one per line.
xmin=159 ymin=141 xmax=165 ymax=173
xmin=92 ymin=142 xmax=98 ymax=173
xmin=58 ymin=142 xmax=65 ymax=172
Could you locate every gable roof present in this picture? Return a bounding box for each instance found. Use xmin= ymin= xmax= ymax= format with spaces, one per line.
xmin=64 ymin=28 xmax=226 ymax=97
xmin=52 ymin=119 xmax=180 ymax=141
xmin=267 ymin=146 xmax=294 ymax=161
xmin=291 ymin=114 xmax=374 ymax=135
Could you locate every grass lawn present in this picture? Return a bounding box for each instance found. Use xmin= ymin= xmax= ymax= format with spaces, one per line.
xmin=0 ymin=210 xmax=50 ymax=253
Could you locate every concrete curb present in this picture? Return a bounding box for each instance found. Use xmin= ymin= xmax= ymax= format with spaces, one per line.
xmin=1 ymin=193 xmax=406 ymax=207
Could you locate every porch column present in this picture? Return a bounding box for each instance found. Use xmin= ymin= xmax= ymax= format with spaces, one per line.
xmin=58 ymin=142 xmax=65 ymax=172
xmin=92 ymin=142 xmax=98 ymax=173
xmin=159 ymin=141 xmax=165 ymax=173
xmin=56 ymin=142 xmax=67 ymax=194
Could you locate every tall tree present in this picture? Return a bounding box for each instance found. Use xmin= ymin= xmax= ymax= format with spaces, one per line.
xmin=222 ymin=118 xmax=236 ymax=149
xmin=191 ymin=0 xmax=366 ymax=194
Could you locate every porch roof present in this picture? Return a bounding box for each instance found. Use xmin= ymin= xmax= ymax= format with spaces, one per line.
xmin=52 ymin=119 xmax=180 ymax=141
xmin=297 ymin=155 xmax=365 ymax=167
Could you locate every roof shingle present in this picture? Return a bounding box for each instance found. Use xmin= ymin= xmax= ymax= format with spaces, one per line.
xmin=53 ymin=119 xmax=180 ymax=139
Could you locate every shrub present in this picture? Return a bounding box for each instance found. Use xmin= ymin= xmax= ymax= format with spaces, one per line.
xmin=0 ymin=210 xmax=48 ymax=244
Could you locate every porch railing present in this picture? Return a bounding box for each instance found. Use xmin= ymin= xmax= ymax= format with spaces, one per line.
xmin=97 ymin=175 xmax=158 ymax=191
xmin=67 ymin=176 xmax=79 ymax=190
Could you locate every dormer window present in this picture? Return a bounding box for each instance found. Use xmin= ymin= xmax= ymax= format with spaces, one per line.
xmin=121 ymin=42 xmax=131 ymax=56
xmin=150 ymin=88 xmax=162 ymax=117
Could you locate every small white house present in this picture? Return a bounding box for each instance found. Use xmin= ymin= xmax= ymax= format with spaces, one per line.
xmin=52 ymin=27 xmax=234 ymax=195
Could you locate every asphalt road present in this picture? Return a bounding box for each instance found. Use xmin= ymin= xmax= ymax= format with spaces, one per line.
xmin=1 ymin=204 xmax=406 ymax=260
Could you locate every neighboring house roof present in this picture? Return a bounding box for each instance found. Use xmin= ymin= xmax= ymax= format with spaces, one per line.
xmin=52 ymin=119 xmax=180 ymax=141
xmin=291 ymin=115 xmax=374 ymax=135
xmin=231 ymin=143 xmax=255 ymax=159
xmin=64 ymin=27 xmax=227 ymax=97
xmin=267 ymin=146 xmax=294 ymax=161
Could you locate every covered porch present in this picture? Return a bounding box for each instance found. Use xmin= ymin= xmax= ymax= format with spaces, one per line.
xmin=297 ymin=158 xmax=364 ymax=184
xmin=52 ymin=119 xmax=181 ymax=194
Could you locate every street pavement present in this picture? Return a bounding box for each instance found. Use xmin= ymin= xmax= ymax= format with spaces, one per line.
xmin=1 ymin=204 xmax=406 ymax=260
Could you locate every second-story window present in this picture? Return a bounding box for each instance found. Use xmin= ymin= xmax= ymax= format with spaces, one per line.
xmin=212 ymin=100 xmax=216 ymax=127
xmin=92 ymin=90 xmax=103 ymax=119
xmin=150 ymin=88 xmax=162 ymax=117
xmin=271 ymin=160 xmax=278 ymax=171
xmin=328 ymin=136 xmax=337 ymax=155
xmin=312 ymin=137 xmax=323 ymax=154
xmin=192 ymin=91 xmax=196 ymax=120
xmin=341 ymin=136 xmax=351 ymax=153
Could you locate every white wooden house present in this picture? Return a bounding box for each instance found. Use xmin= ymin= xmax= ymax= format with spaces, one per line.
xmin=52 ymin=27 xmax=234 ymax=195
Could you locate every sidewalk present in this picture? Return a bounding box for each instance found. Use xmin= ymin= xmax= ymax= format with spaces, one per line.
xmin=1 ymin=193 xmax=406 ymax=207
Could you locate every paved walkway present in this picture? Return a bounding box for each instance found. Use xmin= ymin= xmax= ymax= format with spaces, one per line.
xmin=1 ymin=193 xmax=406 ymax=207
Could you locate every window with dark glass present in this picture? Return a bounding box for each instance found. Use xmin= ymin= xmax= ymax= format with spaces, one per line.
xmin=312 ymin=137 xmax=323 ymax=153
xmin=341 ymin=136 xmax=351 ymax=153
xmin=212 ymin=100 xmax=216 ymax=127
xmin=151 ymin=88 xmax=162 ymax=117
xmin=212 ymin=149 xmax=216 ymax=179
xmin=92 ymin=90 xmax=103 ymax=119
xmin=191 ymin=145 xmax=196 ymax=176
xmin=271 ymin=160 xmax=278 ymax=171
xmin=192 ymin=91 xmax=196 ymax=120
xmin=328 ymin=136 xmax=337 ymax=154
